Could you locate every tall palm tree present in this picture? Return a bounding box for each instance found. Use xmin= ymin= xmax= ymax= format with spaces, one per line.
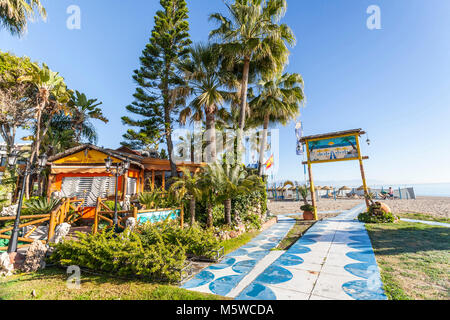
xmin=19 ymin=63 xmax=71 ymax=198
xmin=179 ymin=43 xmax=237 ymax=163
xmin=208 ymin=162 xmax=263 ymax=226
xmin=169 ymin=168 xmax=202 ymax=226
xmin=0 ymin=0 xmax=46 ymax=36
xmin=249 ymin=71 xmax=305 ymax=176
xmin=70 ymin=90 xmax=108 ymax=143
xmin=209 ymin=0 xmax=295 ymax=157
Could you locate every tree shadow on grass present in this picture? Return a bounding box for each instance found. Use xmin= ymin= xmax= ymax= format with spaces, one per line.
xmin=367 ymin=225 xmax=450 ymax=256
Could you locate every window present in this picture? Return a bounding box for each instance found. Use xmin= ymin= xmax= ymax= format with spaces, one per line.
xmin=61 ymin=176 xmax=116 ymax=206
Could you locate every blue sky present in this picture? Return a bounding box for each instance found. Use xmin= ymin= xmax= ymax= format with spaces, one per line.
xmin=1 ymin=0 xmax=450 ymax=185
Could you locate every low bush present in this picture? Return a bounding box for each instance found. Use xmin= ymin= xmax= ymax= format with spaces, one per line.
xmin=137 ymin=221 xmax=221 ymax=261
xmin=49 ymin=229 xmax=186 ymax=283
xmin=358 ymin=203 xmax=396 ymax=223
xmin=138 ymin=189 xmax=179 ymax=210
xmin=23 ymin=197 xmax=61 ymax=215
xmin=300 ymin=204 xmax=315 ymax=212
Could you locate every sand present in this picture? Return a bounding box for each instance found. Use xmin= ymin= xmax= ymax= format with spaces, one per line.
xmin=386 ymin=196 xmax=450 ymax=219
xmin=267 ymin=196 xmax=450 ymax=220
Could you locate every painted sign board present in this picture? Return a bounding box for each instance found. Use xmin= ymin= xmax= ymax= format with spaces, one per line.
xmin=137 ymin=209 xmax=180 ymax=224
xmin=307 ymin=134 xmax=359 ymax=164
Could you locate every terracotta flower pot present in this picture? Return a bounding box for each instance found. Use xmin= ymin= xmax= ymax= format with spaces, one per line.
xmin=303 ymin=211 xmax=315 ymax=221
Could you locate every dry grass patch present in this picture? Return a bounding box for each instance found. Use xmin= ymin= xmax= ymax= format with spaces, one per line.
xmin=366 ymin=221 xmax=450 ymax=300
xmin=0 ymin=268 xmax=225 ymax=300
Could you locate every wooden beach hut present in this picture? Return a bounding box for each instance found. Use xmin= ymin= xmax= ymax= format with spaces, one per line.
xmin=47 ymin=144 xmax=205 ymax=219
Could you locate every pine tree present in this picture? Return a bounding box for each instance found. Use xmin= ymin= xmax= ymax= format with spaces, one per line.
xmin=122 ymin=0 xmax=191 ymax=176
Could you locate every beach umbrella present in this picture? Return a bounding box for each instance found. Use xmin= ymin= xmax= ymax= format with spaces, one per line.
xmin=339 ymin=186 xmax=351 ymax=191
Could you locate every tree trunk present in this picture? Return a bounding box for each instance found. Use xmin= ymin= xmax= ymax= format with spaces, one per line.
xmin=206 ymin=203 xmax=213 ymax=229
xmin=236 ymin=57 xmax=251 ymax=162
xmin=258 ymin=115 xmax=270 ymax=176
xmin=205 ymin=108 xmax=217 ymax=163
xmin=224 ymin=198 xmax=232 ymax=226
xmin=189 ymin=197 xmax=196 ymax=225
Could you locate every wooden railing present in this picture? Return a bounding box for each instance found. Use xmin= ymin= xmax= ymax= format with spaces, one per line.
xmin=0 ymin=197 xmax=84 ymax=251
xmin=93 ymin=197 xmax=184 ymax=234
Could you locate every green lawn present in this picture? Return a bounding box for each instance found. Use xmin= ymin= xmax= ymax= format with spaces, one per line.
xmin=366 ymin=221 xmax=450 ymax=300
xmin=221 ymin=230 xmax=261 ymax=255
xmin=0 ymin=267 xmax=225 ymax=300
xmin=274 ymin=217 xmax=315 ymax=251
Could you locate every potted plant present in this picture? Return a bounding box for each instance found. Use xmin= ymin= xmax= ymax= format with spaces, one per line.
xmin=298 ymin=185 xmax=316 ymax=221
xmin=300 ymin=204 xmax=315 ymax=221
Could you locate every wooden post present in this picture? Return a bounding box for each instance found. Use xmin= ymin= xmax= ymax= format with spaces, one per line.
xmin=356 ymin=135 xmax=370 ymax=209
xmin=151 ymin=170 xmax=155 ymax=191
xmin=48 ymin=210 xmax=56 ymax=242
xmin=93 ymin=197 xmax=101 ymax=234
xmin=133 ymin=206 xmax=138 ymax=220
xmin=305 ymin=141 xmax=318 ymax=220
xmin=180 ymin=206 xmax=184 ymax=229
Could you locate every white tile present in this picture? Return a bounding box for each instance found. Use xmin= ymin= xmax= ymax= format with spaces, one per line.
xmin=311 ymin=273 xmax=358 ymax=300
xmin=269 ymin=285 xmax=310 ymax=300
xmin=271 ymin=268 xmax=319 ymax=294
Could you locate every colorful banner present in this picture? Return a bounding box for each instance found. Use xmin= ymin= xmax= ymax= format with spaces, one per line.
xmin=308 ymin=135 xmax=359 ymax=163
xmin=265 ymin=155 xmax=274 ymax=170
xmin=295 ymin=122 xmax=303 ymax=156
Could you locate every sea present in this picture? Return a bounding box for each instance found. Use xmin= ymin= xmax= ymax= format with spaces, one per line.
xmin=369 ymin=183 xmax=450 ymax=198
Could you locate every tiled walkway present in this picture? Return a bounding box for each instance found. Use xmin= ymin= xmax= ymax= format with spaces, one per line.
xmin=237 ymin=204 xmax=387 ymax=300
xmin=181 ymin=217 xmax=295 ymax=297
xmin=182 ymin=203 xmax=387 ymax=300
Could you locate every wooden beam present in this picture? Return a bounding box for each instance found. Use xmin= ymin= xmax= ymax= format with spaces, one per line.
xmin=302 ymin=156 xmax=369 ymax=165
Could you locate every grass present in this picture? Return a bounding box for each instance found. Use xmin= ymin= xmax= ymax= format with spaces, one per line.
xmin=366 ymin=221 xmax=450 ymax=300
xmin=220 ymin=230 xmax=261 ymax=255
xmin=396 ymin=212 xmax=450 ymax=224
xmin=0 ymin=267 xmax=225 ymax=300
xmin=274 ymin=216 xmax=315 ymax=251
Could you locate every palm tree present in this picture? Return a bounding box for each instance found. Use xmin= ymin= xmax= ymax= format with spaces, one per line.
xmin=249 ymin=71 xmax=305 ymax=176
xmin=209 ymin=0 xmax=295 ymax=157
xmin=197 ymin=166 xmax=222 ymax=229
xmin=179 ymin=43 xmax=237 ymax=164
xmin=19 ymin=63 xmax=71 ymax=198
xmin=70 ymin=91 xmax=108 ymax=143
xmin=169 ymin=168 xmax=202 ymax=226
xmin=208 ymin=162 xmax=263 ymax=226
xmin=0 ymin=0 xmax=46 ymax=36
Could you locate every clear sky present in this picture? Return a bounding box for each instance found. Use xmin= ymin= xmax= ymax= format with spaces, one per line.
xmin=1 ymin=0 xmax=450 ymax=185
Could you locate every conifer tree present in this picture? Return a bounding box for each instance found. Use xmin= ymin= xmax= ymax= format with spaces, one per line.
xmin=122 ymin=0 xmax=191 ymax=176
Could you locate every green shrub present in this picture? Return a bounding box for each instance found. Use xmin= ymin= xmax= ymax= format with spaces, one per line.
xmin=49 ymin=229 xmax=186 ymax=283
xmin=23 ymin=197 xmax=60 ymax=215
xmin=232 ymin=189 xmax=267 ymax=224
xmin=103 ymin=200 xmax=122 ymax=211
xmin=138 ymin=189 xmax=179 ymax=209
xmin=244 ymin=213 xmax=262 ymax=231
xmin=300 ymin=204 xmax=315 ymax=212
xmin=212 ymin=204 xmax=225 ymax=226
xmin=358 ymin=203 xmax=396 ymax=223
xmin=137 ymin=221 xmax=221 ymax=261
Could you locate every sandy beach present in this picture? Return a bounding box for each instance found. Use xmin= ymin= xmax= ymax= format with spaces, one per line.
xmin=268 ymin=196 xmax=450 ymax=220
